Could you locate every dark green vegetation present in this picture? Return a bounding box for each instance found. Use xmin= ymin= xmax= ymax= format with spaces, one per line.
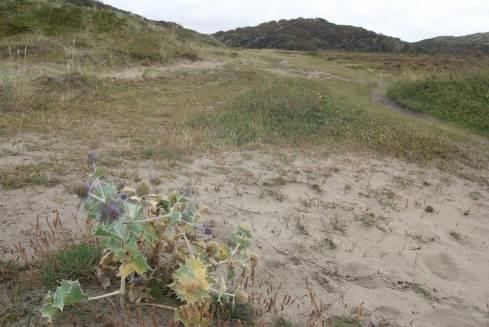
xmin=214 ymin=18 xmax=489 ymax=55
xmin=0 ymin=0 xmax=220 ymax=64
xmin=214 ymin=18 xmax=406 ymax=52
xmin=388 ymin=72 xmax=489 ymax=135
xmin=330 ymin=316 xmax=362 ymax=327
xmin=40 ymin=242 xmax=101 ymax=287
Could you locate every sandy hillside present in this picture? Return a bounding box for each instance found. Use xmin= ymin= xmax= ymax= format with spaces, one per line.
xmin=1 ymin=144 xmax=489 ymax=326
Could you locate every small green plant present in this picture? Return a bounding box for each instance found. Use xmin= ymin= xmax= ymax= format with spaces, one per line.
xmin=330 ymin=216 xmax=347 ymax=234
xmin=295 ymin=218 xmax=310 ymax=236
xmin=274 ymin=316 xmax=295 ymax=326
xmin=42 ymin=153 xmax=258 ymax=326
xmin=40 ymin=242 xmax=101 ymax=288
xmin=449 ymin=230 xmax=463 ymax=242
xmin=331 ymin=316 xmax=362 ymax=327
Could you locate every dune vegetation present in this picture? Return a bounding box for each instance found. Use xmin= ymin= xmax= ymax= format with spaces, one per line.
xmin=388 ymin=71 xmax=489 ymax=135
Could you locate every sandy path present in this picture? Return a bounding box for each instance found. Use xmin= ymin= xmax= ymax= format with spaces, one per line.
xmin=371 ymin=80 xmax=429 ymax=118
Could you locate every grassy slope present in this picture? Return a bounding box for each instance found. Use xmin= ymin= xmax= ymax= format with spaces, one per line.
xmin=0 ymin=0 xmax=220 ymax=64
xmin=388 ymin=72 xmax=489 ymax=135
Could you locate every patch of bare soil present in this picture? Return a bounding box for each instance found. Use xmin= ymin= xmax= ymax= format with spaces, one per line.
xmin=1 ymin=147 xmax=489 ymax=325
xmin=98 ymin=60 xmax=224 ymax=80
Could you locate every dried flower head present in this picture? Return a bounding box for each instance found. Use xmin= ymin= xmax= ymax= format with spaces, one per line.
xmin=250 ymin=254 xmax=259 ymax=266
xmin=234 ymin=290 xmax=249 ymax=304
xmin=206 ymin=241 xmax=219 ymax=257
xmin=136 ymin=180 xmax=151 ymax=196
xmin=74 ymin=181 xmax=91 ymax=199
xmin=198 ymin=205 xmax=209 ymax=215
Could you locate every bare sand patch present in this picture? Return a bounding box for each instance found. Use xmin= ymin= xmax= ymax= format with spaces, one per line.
xmin=1 ymin=147 xmax=488 ymax=325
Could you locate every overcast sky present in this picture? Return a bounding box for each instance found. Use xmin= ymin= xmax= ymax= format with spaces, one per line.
xmin=103 ymin=0 xmax=489 ymax=42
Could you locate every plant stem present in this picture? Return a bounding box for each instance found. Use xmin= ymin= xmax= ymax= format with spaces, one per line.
xmin=88 ymin=179 xmax=105 ymax=203
xmin=231 ymin=243 xmax=240 ymax=257
xmin=120 ymin=276 xmax=126 ymax=309
xmin=209 ymin=287 xmax=235 ymax=298
xmin=130 ymin=215 xmax=169 ymax=224
xmin=136 ymin=303 xmax=176 ymax=311
xmin=177 ymin=225 xmax=194 ymax=256
xmin=88 ymin=290 xmax=121 ymax=301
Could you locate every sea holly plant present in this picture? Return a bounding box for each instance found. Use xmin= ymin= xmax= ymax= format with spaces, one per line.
xmin=42 ymin=153 xmax=258 ymax=325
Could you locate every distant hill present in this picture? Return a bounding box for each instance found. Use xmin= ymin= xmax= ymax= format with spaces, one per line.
xmin=214 ymin=18 xmax=489 ymax=55
xmin=409 ymin=33 xmax=489 ymax=55
xmin=214 ymin=18 xmax=407 ymax=52
xmin=0 ymin=0 xmax=221 ymax=63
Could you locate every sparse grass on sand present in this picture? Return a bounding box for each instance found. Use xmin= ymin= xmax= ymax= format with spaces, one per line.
xmin=0 ymin=163 xmax=62 ymax=189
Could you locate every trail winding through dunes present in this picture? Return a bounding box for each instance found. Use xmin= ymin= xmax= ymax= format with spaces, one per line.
xmin=371 ymin=80 xmax=428 ymax=118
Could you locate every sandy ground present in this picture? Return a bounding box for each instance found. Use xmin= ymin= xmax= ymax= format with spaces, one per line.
xmin=1 ymin=143 xmax=489 ymax=326
xmin=98 ymin=60 xmax=225 ymax=80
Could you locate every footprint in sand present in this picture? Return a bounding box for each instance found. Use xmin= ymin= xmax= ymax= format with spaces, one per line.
xmin=424 ymin=252 xmax=460 ymax=281
xmin=339 ymin=262 xmax=384 ymax=289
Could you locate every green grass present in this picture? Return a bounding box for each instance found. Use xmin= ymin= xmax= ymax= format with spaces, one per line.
xmin=196 ymin=75 xmax=464 ymax=162
xmin=198 ymin=77 xmax=330 ymax=145
xmin=273 ymin=317 xmax=295 ymax=326
xmin=388 ymin=72 xmax=489 ymax=135
xmin=331 ymin=317 xmax=362 ymax=327
xmin=449 ymin=230 xmax=463 ymax=242
xmin=40 ymin=242 xmax=102 ymax=288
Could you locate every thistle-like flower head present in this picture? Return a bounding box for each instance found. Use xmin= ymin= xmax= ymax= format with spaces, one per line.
xmin=235 ymin=290 xmax=249 ymax=304
xmin=102 ymin=201 xmax=122 ymax=221
xmin=136 ymin=180 xmax=151 ymax=197
xmin=204 ymin=225 xmax=213 ymax=235
xmin=74 ymin=181 xmax=91 ymax=199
